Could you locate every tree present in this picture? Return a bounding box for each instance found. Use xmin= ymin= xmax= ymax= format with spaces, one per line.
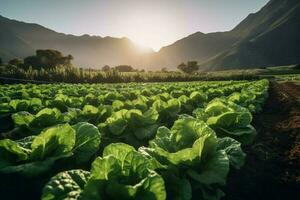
xmin=102 ymin=65 xmax=111 ymax=72
xmin=23 ymin=49 xmax=73 ymax=69
xmin=161 ymin=67 xmax=168 ymax=73
xmin=177 ymin=61 xmax=199 ymax=73
xmin=114 ymin=65 xmax=134 ymax=72
xmin=0 ymin=57 xmax=2 ymax=65
xmin=9 ymin=58 xmax=23 ymax=66
xmin=177 ymin=62 xmax=187 ymax=72
xmin=24 ymin=56 xmax=39 ymax=68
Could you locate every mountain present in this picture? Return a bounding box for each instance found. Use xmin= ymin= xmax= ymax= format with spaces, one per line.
xmin=0 ymin=0 xmax=299 ymax=70
xmin=158 ymin=0 xmax=300 ymax=71
xmin=157 ymin=31 xmax=240 ymax=68
xmin=0 ymin=15 xmax=153 ymax=68
xmin=202 ymin=0 xmax=300 ymax=70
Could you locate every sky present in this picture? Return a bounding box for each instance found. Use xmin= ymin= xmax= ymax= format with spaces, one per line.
xmin=0 ymin=0 xmax=269 ymax=51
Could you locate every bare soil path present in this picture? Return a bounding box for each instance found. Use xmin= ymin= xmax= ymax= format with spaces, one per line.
xmin=223 ymin=81 xmax=300 ymax=200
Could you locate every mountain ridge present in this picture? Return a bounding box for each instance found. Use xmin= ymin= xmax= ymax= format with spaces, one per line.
xmin=0 ymin=15 xmax=153 ymax=68
xmin=201 ymin=0 xmax=300 ymax=70
xmin=0 ymin=0 xmax=299 ymax=70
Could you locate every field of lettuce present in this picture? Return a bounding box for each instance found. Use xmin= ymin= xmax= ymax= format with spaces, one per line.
xmin=0 ymin=80 xmax=269 ymax=200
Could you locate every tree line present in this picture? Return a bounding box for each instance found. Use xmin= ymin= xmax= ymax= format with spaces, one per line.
xmin=0 ymin=49 xmax=202 ymax=74
xmin=5 ymin=49 xmax=73 ymax=69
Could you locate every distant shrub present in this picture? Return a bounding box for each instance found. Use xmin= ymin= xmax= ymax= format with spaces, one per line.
xmin=8 ymin=58 xmax=23 ymax=66
xmin=177 ymin=61 xmax=199 ymax=73
xmin=114 ymin=65 xmax=135 ymax=72
xmin=23 ymin=49 xmax=73 ymax=69
xmin=102 ymin=65 xmax=111 ymax=71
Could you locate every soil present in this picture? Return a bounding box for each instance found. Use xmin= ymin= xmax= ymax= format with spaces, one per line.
xmin=223 ymin=81 xmax=300 ymax=200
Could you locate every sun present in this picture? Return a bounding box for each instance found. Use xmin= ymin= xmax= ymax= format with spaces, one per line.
xmin=119 ymin=11 xmax=178 ymax=52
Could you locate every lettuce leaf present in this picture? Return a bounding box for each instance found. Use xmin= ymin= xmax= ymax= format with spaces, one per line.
xmin=42 ymin=169 xmax=90 ymax=200
xmin=82 ymin=143 xmax=166 ymax=200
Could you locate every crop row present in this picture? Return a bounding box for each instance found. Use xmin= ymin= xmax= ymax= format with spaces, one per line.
xmin=0 ymin=80 xmax=269 ymax=199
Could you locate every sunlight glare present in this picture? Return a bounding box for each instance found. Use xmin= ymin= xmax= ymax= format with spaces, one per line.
xmin=120 ymin=11 xmax=178 ymax=52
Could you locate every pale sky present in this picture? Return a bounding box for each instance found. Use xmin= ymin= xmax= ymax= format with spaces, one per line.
xmin=0 ymin=0 xmax=269 ymax=51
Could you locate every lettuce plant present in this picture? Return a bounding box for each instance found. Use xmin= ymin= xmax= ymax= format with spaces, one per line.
xmin=0 ymin=122 xmax=101 ymax=177
xmin=152 ymin=98 xmax=181 ymax=126
xmin=228 ymin=80 xmax=269 ymax=113
xmin=42 ymin=143 xmax=167 ymax=200
xmin=98 ymin=108 xmax=159 ymax=147
xmin=140 ymin=118 xmax=245 ymax=200
xmin=12 ymin=108 xmax=64 ymax=134
xmin=77 ymin=104 xmax=112 ymax=125
xmin=42 ymin=169 xmax=90 ymax=200
xmin=193 ymin=98 xmax=256 ymax=145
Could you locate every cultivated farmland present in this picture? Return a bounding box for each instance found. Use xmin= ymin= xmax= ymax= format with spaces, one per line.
xmin=0 ymin=80 xmax=272 ymax=199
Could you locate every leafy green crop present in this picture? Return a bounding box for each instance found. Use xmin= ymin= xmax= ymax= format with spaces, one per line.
xmin=140 ymin=117 xmax=245 ymax=200
xmin=42 ymin=143 xmax=166 ymax=200
xmin=0 ymin=123 xmax=101 ymax=177
xmin=194 ymin=98 xmax=256 ymax=144
xmin=98 ymin=108 xmax=159 ymax=147
xmin=42 ymin=169 xmax=90 ymax=200
xmin=0 ymin=80 xmax=269 ymax=199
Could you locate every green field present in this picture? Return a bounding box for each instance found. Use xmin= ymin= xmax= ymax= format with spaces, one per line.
xmin=0 ymin=80 xmax=269 ymax=199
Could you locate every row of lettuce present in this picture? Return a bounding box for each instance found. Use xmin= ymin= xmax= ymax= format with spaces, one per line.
xmin=0 ymin=80 xmax=269 ymax=200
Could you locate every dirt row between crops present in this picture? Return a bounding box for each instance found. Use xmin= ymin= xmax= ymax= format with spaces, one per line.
xmin=223 ymin=81 xmax=300 ymax=200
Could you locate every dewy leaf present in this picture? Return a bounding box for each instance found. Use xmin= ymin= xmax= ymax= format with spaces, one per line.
xmin=72 ymin=122 xmax=101 ymax=163
xmin=42 ymin=169 xmax=90 ymax=200
xmin=217 ymin=137 xmax=246 ymax=169
xmin=30 ymin=124 xmax=76 ymax=160
xmin=0 ymin=139 xmax=30 ymax=168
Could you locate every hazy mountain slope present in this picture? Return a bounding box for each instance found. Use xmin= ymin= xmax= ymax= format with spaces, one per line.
xmin=201 ymin=0 xmax=300 ymax=70
xmin=0 ymin=15 xmax=153 ymax=68
xmin=0 ymin=0 xmax=299 ymax=70
xmin=157 ymin=0 xmax=300 ymax=71
xmin=156 ymin=31 xmax=240 ymax=68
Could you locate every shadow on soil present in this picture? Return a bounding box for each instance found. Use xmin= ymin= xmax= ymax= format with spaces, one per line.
xmin=223 ymin=81 xmax=300 ymax=200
